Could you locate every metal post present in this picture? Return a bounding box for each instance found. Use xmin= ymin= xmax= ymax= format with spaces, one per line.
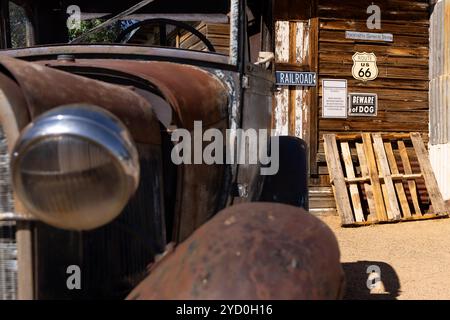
xmin=16 ymin=221 xmax=34 ymax=300
xmin=0 ymin=0 xmax=11 ymax=49
xmin=229 ymin=0 xmax=240 ymax=66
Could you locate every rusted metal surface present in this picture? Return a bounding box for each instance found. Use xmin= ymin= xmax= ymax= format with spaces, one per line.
xmin=127 ymin=202 xmax=345 ymax=300
xmin=0 ymin=73 xmax=34 ymax=299
xmin=0 ymin=72 xmax=30 ymax=219
xmin=39 ymin=59 xmax=229 ymax=131
xmin=32 ymin=59 xmax=229 ymax=241
xmin=233 ymin=64 xmax=273 ymax=205
xmin=37 ymin=58 xmax=231 ymax=242
xmin=0 ymin=73 xmax=30 ymax=144
xmin=0 ymin=56 xmax=160 ymax=144
xmin=0 ymin=45 xmax=230 ymax=66
xmin=30 ymin=58 xmax=230 ymax=241
xmin=173 ymin=120 xmax=228 ymax=242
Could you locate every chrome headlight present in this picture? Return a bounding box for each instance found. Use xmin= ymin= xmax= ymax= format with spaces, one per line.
xmin=10 ymin=105 xmax=140 ymax=231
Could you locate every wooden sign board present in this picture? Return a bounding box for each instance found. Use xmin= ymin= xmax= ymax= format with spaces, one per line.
xmin=348 ymin=93 xmax=378 ymax=117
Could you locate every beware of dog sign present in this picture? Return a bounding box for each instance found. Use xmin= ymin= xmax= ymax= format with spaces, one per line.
xmin=348 ymin=93 xmax=378 ymax=117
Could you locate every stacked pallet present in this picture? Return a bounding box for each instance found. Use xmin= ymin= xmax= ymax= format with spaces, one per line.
xmin=324 ymin=132 xmax=448 ymax=226
xmin=179 ymin=22 xmax=230 ymax=55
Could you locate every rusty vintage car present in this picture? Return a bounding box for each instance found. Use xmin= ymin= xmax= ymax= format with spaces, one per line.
xmin=0 ymin=0 xmax=343 ymax=300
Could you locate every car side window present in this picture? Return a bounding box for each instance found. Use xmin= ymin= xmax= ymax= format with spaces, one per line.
xmin=9 ymin=1 xmax=31 ymax=48
xmin=246 ymin=1 xmax=274 ymax=67
xmin=246 ymin=5 xmax=260 ymax=64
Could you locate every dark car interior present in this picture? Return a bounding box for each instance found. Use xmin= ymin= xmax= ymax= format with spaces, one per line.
xmin=1 ymin=0 xmax=273 ymax=63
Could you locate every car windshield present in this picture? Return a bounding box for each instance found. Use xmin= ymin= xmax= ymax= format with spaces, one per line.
xmin=4 ymin=0 xmax=232 ymax=55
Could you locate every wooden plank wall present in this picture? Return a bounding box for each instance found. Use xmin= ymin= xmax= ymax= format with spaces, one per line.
xmin=274 ymin=20 xmax=313 ymax=138
xmin=179 ymin=22 xmax=230 ymax=55
xmin=273 ymin=0 xmax=430 ymax=214
xmin=273 ymin=12 xmax=319 ymax=175
xmin=312 ymin=0 xmax=430 ymax=214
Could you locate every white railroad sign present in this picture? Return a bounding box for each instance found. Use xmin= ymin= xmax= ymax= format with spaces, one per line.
xmin=352 ymin=52 xmax=379 ymax=81
xmin=322 ymin=79 xmax=348 ymax=119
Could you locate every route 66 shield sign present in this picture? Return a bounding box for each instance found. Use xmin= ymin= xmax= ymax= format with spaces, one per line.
xmin=352 ymin=52 xmax=378 ymax=81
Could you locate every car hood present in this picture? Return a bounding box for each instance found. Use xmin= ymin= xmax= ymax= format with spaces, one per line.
xmin=0 ymin=55 xmax=229 ymax=144
xmin=35 ymin=58 xmax=230 ymax=131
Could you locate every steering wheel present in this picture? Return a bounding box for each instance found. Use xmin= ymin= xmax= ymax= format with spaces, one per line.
xmin=116 ymin=18 xmax=216 ymax=52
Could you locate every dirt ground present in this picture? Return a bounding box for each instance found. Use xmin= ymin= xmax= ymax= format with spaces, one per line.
xmin=319 ymin=215 xmax=450 ymax=300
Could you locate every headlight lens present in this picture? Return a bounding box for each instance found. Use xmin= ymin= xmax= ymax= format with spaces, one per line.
xmin=11 ymin=105 xmax=140 ymax=231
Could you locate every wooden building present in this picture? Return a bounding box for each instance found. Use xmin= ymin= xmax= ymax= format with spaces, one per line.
xmin=272 ymin=0 xmax=436 ymax=214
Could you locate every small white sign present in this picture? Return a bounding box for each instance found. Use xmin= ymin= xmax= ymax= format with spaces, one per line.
xmin=346 ymin=31 xmax=393 ymax=42
xmin=322 ymin=79 xmax=348 ymax=119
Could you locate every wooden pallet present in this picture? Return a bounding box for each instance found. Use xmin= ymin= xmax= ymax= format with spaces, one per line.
xmin=323 ymin=133 xmax=449 ymax=226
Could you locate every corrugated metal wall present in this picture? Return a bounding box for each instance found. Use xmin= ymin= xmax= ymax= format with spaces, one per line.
xmin=429 ymin=0 xmax=450 ymax=200
xmin=430 ymin=144 xmax=450 ymax=200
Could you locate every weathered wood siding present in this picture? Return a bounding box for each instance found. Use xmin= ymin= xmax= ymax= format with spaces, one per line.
xmin=180 ymin=22 xmax=230 ymax=55
xmin=274 ymin=0 xmax=430 ymax=214
xmin=274 ymin=20 xmax=314 ymax=139
xmin=313 ymin=0 xmax=430 ymax=213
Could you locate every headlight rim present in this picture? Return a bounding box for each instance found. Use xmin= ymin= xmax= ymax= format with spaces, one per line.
xmin=10 ymin=104 xmax=141 ymax=231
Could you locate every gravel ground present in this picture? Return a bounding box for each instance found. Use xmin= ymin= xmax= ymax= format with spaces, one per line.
xmin=319 ymin=215 xmax=450 ymax=300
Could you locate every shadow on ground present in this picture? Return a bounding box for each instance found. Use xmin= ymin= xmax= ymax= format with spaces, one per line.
xmin=342 ymin=261 xmax=400 ymax=300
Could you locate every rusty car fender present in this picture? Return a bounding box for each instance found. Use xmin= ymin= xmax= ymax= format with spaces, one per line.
xmin=127 ymin=202 xmax=345 ymax=300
